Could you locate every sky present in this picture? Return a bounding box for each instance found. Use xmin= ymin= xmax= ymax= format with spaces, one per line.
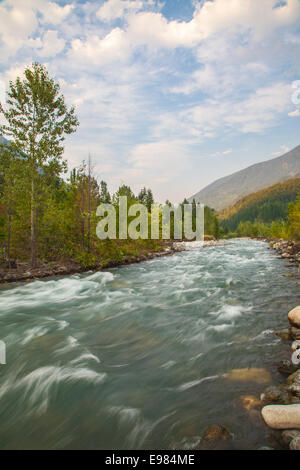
xmin=0 ymin=0 xmax=300 ymax=202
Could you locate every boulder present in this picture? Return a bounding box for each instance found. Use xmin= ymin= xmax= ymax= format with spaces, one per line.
xmin=274 ymin=329 xmax=291 ymax=341
xmin=281 ymin=429 xmax=300 ymax=447
xmin=287 ymin=370 xmax=300 ymax=385
xmin=278 ymin=359 xmax=298 ymax=375
xmin=239 ymin=395 xmax=262 ymax=411
xmin=290 ymin=436 xmax=300 ymax=450
xmin=291 ymin=328 xmax=300 ymax=341
xmin=288 ymin=307 xmax=300 ymax=329
xmin=202 ymin=424 xmax=231 ymax=442
xmin=261 ymin=385 xmax=291 ymax=405
xmin=287 ymin=383 xmax=300 ymax=398
xmin=262 ymin=404 xmax=300 ymax=429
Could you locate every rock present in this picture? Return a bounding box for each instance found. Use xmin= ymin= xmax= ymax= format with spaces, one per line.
xmin=281 ymin=429 xmax=300 ymax=446
xmin=274 ymin=329 xmax=291 ymax=341
xmin=262 ymin=404 xmax=300 ymax=429
xmin=291 ymin=328 xmax=300 ymax=341
xmin=226 ymin=368 xmax=271 ymax=384
xmin=202 ymin=424 xmax=231 ymax=441
xmin=287 ymin=383 xmax=300 ymax=398
xmin=290 ymin=436 xmax=300 ymax=450
xmin=288 ymin=307 xmax=300 ymax=329
xmin=257 ymin=446 xmax=274 ymax=450
xmin=239 ymin=395 xmax=262 ymax=411
xmin=278 ymin=359 xmax=298 ymax=375
xmin=261 ymin=385 xmax=291 ymax=405
xmin=287 ymin=370 xmax=300 ymax=385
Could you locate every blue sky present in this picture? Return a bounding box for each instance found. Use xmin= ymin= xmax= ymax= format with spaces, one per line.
xmin=0 ymin=0 xmax=300 ymax=202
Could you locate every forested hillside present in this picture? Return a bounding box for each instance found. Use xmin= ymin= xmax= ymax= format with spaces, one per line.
xmin=220 ymin=178 xmax=300 ymax=232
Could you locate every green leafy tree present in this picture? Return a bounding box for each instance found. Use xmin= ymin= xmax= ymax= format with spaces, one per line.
xmin=0 ymin=62 xmax=79 ymax=267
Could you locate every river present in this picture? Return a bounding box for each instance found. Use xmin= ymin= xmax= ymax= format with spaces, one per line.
xmin=0 ymin=240 xmax=299 ymax=449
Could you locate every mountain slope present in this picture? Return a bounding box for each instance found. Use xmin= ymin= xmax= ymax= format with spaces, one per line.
xmin=219 ymin=177 xmax=300 ymax=232
xmin=189 ymin=145 xmax=300 ymax=210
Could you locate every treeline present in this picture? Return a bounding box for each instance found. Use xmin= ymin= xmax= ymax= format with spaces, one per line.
xmin=0 ymin=63 xmax=221 ymax=270
xmin=220 ymin=178 xmax=300 ymax=232
xmin=223 ymin=194 xmax=300 ymax=239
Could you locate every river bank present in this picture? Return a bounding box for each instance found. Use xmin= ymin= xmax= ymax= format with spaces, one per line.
xmin=0 ymin=239 xmax=228 ymax=284
xmin=258 ymin=304 xmax=300 ymax=450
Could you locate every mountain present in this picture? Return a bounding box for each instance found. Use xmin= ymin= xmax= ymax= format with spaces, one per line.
xmin=188 ymin=145 xmax=300 ymax=210
xmin=219 ymin=177 xmax=300 ymax=232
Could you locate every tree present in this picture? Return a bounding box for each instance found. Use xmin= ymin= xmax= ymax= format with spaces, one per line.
xmin=100 ymin=180 xmax=111 ymax=203
xmin=145 ymin=189 xmax=154 ymax=212
xmin=0 ymin=63 xmax=79 ymax=267
xmin=138 ymin=187 xmax=147 ymax=204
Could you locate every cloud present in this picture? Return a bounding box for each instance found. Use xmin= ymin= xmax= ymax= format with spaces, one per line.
xmin=271 ymin=144 xmax=291 ymax=156
xmin=97 ymin=0 xmax=145 ymax=22
xmin=288 ymin=109 xmax=300 ymax=117
xmin=31 ymin=30 xmax=65 ymax=57
xmin=37 ymin=1 xmax=74 ymax=24
xmin=0 ymin=1 xmax=37 ymax=57
xmin=69 ymin=28 xmax=131 ymax=65
xmin=116 ymin=139 xmax=193 ymax=202
xmin=153 ymin=82 xmax=292 ymax=145
xmin=0 ymin=0 xmax=300 ymax=202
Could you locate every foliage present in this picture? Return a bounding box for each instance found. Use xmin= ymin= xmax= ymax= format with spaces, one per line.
xmin=0 ymin=63 xmax=224 ymax=270
xmin=220 ymin=178 xmax=300 ymax=232
xmin=0 ymin=62 xmax=79 ymax=267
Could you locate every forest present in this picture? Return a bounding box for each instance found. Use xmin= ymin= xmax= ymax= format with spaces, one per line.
xmin=220 ymin=178 xmax=300 ymax=240
xmin=0 ymin=63 xmax=220 ymax=270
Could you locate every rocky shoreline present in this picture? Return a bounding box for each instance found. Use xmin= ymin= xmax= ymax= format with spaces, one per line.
xmin=259 ymin=306 xmax=300 ymax=450
xmin=192 ymin=238 xmax=300 ymax=451
xmin=0 ymin=239 xmax=229 ymax=284
xmin=250 ymin=239 xmax=300 ymax=450
xmin=268 ymin=238 xmax=300 ymax=275
xmin=0 ymin=242 xmax=183 ymax=284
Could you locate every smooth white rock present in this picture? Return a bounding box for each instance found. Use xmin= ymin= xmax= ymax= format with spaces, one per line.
xmin=288 ymin=306 xmax=300 ymax=329
xmin=262 ymin=404 xmax=300 ymax=430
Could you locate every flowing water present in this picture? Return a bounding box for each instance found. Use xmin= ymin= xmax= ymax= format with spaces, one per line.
xmin=0 ymin=240 xmax=299 ymax=450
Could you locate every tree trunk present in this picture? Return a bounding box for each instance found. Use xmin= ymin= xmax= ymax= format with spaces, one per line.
xmin=87 ymin=161 xmax=91 ymax=253
xmin=31 ymin=176 xmax=37 ymax=268
xmin=7 ymin=212 xmax=11 ymax=269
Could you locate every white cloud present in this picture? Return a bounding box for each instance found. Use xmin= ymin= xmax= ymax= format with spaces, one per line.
xmin=97 ymin=0 xmax=145 ymax=22
xmin=69 ymin=28 xmax=131 ymax=65
xmin=271 ymin=144 xmax=291 ymax=156
xmin=0 ymin=1 xmax=37 ymax=57
xmin=0 ymin=0 xmax=73 ymax=59
xmin=155 ymin=82 xmax=292 ymax=141
xmin=32 ymin=30 xmax=65 ymax=57
xmin=116 ymin=139 xmax=192 ymax=202
xmin=124 ymin=0 xmax=300 ymax=49
xmin=288 ymin=109 xmax=300 ymax=117
xmin=37 ymin=1 xmax=74 ymax=24
xmin=1 ymin=0 xmax=300 ymax=202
